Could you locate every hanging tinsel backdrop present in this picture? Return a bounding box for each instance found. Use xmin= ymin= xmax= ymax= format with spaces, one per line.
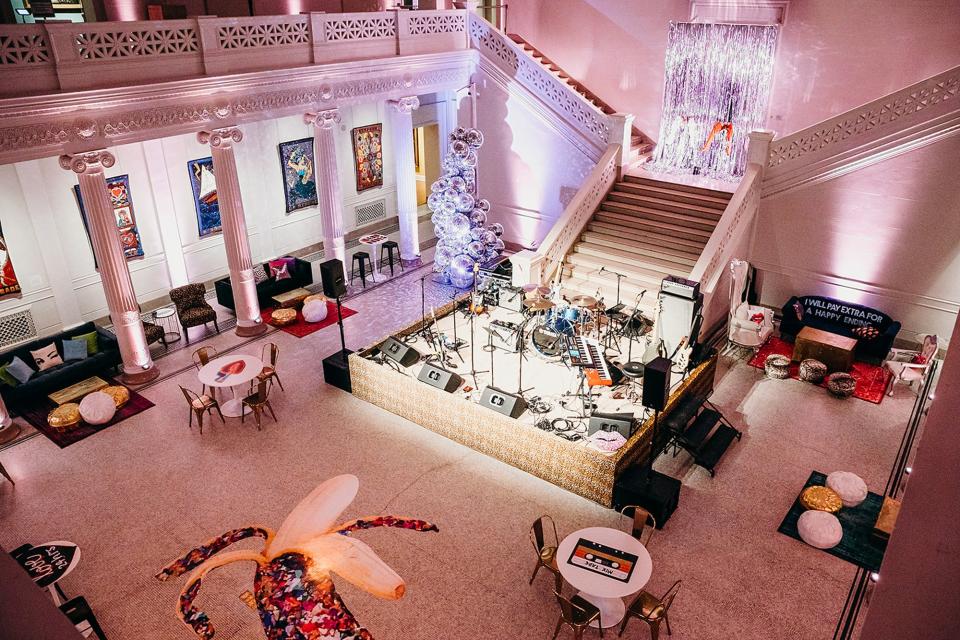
xmin=651 ymin=22 xmax=778 ymax=180
xmin=429 ymin=127 xmax=504 ymax=288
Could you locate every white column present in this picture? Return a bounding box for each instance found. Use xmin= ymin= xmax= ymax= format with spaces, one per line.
xmin=59 ymin=150 xmax=159 ymax=384
xmin=305 ymin=109 xmax=346 ymax=269
xmin=141 ymin=139 xmax=189 ymax=288
xmin=387 ymin=96 xmax=421 ymax=261
xmin=197 ymin=127 xmax=267 ymax=338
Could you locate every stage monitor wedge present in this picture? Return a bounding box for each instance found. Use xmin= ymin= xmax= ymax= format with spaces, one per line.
xmin=380 ymin=337 xmax=420 ymax=367
xmin=588 ymin=412 xmax=634 ymax=439
xmin=417 ymin=363 xmax=463 ymax=393
xmin=479 ymin=386 xmax=527 ymax=419
xmin=319 ymin=258 xmax=346 ymax=298
xmin=642 ymin=357 xmax=672 ymax=411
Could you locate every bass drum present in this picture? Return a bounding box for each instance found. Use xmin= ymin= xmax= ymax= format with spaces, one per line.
xmin=530 ymin=325 xmax=564 ymax=359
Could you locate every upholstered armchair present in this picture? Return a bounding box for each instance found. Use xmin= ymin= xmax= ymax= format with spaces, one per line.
xmin=138 ymin=305 xmax=164 ymax=346
xmin=169 ymin=284 xmax=219 ymax=344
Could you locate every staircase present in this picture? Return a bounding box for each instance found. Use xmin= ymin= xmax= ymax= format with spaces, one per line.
xmin=508 ymin=34 xmax=655 ymax=158
xmin=559 ymin=174 xmax=733 ymax=315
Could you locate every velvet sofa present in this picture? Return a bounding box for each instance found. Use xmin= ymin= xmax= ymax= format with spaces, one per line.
xmin=214 ymin=257 xmax=313 ymax=311
xmin=0 ymin=322 xmax=121 ymax=404
xmin=780 ymin=295 xmax=901 ymax=364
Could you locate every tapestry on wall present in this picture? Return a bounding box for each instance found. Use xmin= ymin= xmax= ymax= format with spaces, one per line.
xmin=0 ymin=218 xmax=21 ymax=298
xmin=73 ymin=174 xmax=145 ymax=263
xmin=351 ymin=123 xmax=384 ymax=192
xmin=278 ymin=138 xmax=318 ymax=213
xmin=188 ymin=157 xmax=222 ymax=237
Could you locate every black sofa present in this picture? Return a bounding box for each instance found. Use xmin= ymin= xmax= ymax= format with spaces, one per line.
xmin=0 ymin=322 xmax=121 ymax=404
xmin=214 ymin=257 xmax=313 ymax=311
xmin=780 ymin=295 xmax=900 ymax=364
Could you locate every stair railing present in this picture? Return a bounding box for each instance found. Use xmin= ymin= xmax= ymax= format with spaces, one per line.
xmin=534 ymin=144 xmax=621 ymax=286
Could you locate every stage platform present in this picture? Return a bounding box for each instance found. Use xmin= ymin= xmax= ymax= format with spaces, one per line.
xmin=350 ymin=295 xmax=717 ymax=506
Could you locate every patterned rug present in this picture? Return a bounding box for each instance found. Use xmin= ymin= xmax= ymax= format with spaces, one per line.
xmin=13 ymin=382 xmax=155 ymax=449
xmin=260 ymin=302 xmax=358 ymax=339
xmin=748 ymin=337 xmax=892 ymax=404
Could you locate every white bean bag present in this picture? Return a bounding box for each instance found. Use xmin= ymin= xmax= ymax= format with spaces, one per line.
xmin=826 ymin=471 xmax=869 ymax=508
xmin=797 ymin=510 xmax=843 ymax=549
xmin=79 ymin=391 xmax=117 ymax=425
xmin=302 ymin=299 xmax=329 ymax=323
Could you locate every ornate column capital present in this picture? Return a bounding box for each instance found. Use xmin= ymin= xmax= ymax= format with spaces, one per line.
xmin=59 ymin=150 xmax=115 ymax=175
xmin=305 ymin=108 xmax=341 ymax=130
xmin=197 ymin=127 xmax=243 ymax=148
xmin=389 ymin=96 xmax=421 ymax=115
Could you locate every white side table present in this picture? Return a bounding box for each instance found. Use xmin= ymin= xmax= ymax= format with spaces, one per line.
xmin=197 ymin=354 xmax=263 ymax=417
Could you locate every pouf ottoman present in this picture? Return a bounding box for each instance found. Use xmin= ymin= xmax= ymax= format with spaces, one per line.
xmin=799 ymin=359 xmax=828 ymax=383
xmin=797 ymin=510 xmax=843 ymax=549
xmin=764 ymin=354 xmax=791 ymax=379
xmin=79 ymin=391 xmax=117 ymax=425
xmin=302 ymin=299 xmax=329 ymax=323
xmin=799 ymin=485 xmax=842 ymax=513
xmin=102 ymin=385 xmax=130 ymax=409
xmin=826 ymin=471 xmax=868 ymax=508
xmin=303 ymin=293 xmax=327 ymax=306
xmin=826 ymin=372 xmax=857 ymax=398
xmin=48 ymin=403 xmax=81 ymax=431
xmin=270 ymin=308 xmax=297 ymax=327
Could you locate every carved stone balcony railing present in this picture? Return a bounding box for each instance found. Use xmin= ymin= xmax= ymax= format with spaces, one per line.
xmin=0 ymin=9 xmax=468 ymax=97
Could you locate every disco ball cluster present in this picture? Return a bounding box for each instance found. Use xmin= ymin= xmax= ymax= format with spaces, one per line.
xmin=429 ymin=127 xmax=504 ymax=289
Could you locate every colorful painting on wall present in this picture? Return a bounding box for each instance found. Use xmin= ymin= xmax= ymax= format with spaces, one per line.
xmin=351 ymin=123 xmax=384 ymax=192
xmin=0 ymin=218 xmax=21 ymax=298
xmin=188 ymin=157 xmax=222 ymax=237
xmin=73 ymin=174 xmax=145 ymax=262
xmin=278 ymin=138 xmax=318 ymax=213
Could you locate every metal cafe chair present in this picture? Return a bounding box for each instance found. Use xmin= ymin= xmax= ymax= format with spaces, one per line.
xmin=242 ymin=380 xmax=277 ymax=431
xmin=251 ymin=342 xmax=284 ymax=393
xmin=552 ymin=587 xmax=603 ymax=639
xmin=192 ymin=346 xmax=219 ymax=397
xmin=529 ymin=514 xmax=561 ymax=586
xmin=619 ymin=580 xmax=681 ymax=639
xmin=179 ymin=385 xmax=224 ymax=435
xmin=619 ymin=505 xmax=657 ymax=547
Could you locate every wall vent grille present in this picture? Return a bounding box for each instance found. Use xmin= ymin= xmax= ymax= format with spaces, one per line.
xmin=355 ymin=199 xmax=387 ymax=226
xmin=0 ymin=309 xmax=37 ymax=348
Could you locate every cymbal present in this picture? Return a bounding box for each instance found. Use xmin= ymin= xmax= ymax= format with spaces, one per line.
xmin=522 ymin=283 xmax=551 ymax=296
xmin=569 ymin=295 xmax=598 ymax=309
xmin=523 ymin=298 xmax=555 ymax=311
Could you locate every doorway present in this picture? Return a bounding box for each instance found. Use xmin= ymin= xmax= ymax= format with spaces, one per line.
xmin=413 ymin=123 xmax=441 ymax=207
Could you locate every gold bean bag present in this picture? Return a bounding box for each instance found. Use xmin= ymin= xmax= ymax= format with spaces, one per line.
xmin=800 ymin=485 xmax=842 ymax=513
xmin=48 ymin=403 xmax=81 ymax=431
xmin=102 ymin=385 xmax=130 ymax=408
xmin=303 ymin=294 xmax=327 ymax=305
xmin=271 ymin=308 xmax=297 ymax=327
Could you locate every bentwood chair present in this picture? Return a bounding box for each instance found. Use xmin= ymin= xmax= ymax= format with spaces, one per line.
xmin=552 ymin=587 xmax=603 ymax=640
xmin=529 ymin=515 xmax=561 ymax=586
xmin=252 ymin=343 xmax=283 ymax=393
xmin=618 ymin=580 xmax=681 ymax=639
xmin=179 ymin=385 xmax=224 ymax=435
xmin=192 ymin=346 xmax=218 ymax=397
xmin=620 ymin=505 xmax=657 ymax=547
xmin=242 ymin=380 xmax=277 ymax=431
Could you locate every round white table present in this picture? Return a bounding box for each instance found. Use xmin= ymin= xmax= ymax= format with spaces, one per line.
xmin=197 ymin=354 xmax=263 ymax=418
xmin=358 ymin=233 xmax=389 ymax=282
xmin=556 ymin=526 xmax=653 ymax=628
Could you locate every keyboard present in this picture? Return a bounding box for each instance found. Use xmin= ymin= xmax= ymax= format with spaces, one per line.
xmin=567 ymin=336 xmax=613 ymax=387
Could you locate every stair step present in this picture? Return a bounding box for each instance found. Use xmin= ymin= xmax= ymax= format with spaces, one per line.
xmin=560 ymin=276 xmax=659 ymax=312
xmin=604 ymin=195 xmax=722 ymax=225
xmin=694 ymin=423 xmax=740 ymax=477
xmin=568 ymin=252 xmax=678 ymax=287
xmin=574 ymin=242 xmax=693 ymax=276
xmin=681 ymin=409 xmax=721 ymax=451
xmin=580 ymin=231 xmax=699 ymax=265
xmin=613 ymin=181 xmax=730 ymax=209
xmin=596 ymin=208 xmax=716 ymax=236
xmin=623 ymin=174 xmax=734 ymax=200
xmin=587 ymin=221 xmax=708 ymax=250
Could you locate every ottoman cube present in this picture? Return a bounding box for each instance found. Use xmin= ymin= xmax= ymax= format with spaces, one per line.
xmin=764 ymin=354 xmax=791 ymax=379
xmin=79 ymin=391 xmax=117 ymax=425
xmin=799 ymin=359 xmax=828 ymax=383
xmin=302 ymin=299 xmax=329 ymax=323
xmin=797 ymin=509 xmax=843 ymax=549
xmin=826 ymin=372 xmax=857 ymax=398
xmin=826 ymin=471 xmax=868 ymax=508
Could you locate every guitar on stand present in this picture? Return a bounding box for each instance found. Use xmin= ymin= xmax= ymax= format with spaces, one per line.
xmin=670 ymin=336 xmax=692 ymax=374
xmin=642 ymin=295 xmax=667 ymax=364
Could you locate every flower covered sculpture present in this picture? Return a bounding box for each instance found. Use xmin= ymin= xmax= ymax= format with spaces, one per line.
xmin=429 ymin=126 xmax=504 ymax=288
xmin=156 ymin=475 xmax=438 ymax=639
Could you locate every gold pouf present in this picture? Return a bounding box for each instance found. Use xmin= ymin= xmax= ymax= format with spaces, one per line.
xmin=303 ymin=293 xmax=327 ymax=305
xmin=800 ymin=485 xmax=843 ymax=513
xmin=48 ymin=403 xmax=81 ymax=431
xmin=271 ymin=308 xmax=298 ymax=327
xmin=102 ymin=385 xmax=130 ymax=408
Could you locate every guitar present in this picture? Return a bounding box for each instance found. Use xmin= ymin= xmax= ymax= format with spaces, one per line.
xmin=642 ymin=295 xmax=666 ymax=363
xmin=670 ymin=336 xmax=692 ymax=373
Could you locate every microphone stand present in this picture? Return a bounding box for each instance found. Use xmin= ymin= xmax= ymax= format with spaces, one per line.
xmin=626 ymin=290 xmax=647 ymax=363
xmin=467 ymin=265 xmax=488 ymax=388
xmin=515 ymin=315 xmax=534 ymax=397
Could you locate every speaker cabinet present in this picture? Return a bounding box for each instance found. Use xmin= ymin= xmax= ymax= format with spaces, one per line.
xmin=642 ymin=357 xmax=672 ymax=411
xmin=613 ymin=467 xmax=681 ymax=529
xmin=380 ymin=337 xmax=420 ymax=367
xmin=658 ymin=290 xmax=703 ymax=356
xmin=319 ymin=258 xmax=346 ymax=298
xmin=417 ymin=363 xmax=463 ymax=393
xmin=588 ymin=412 xmax=634 ymax=438
xmin=479 ymin=386 xmax=527 ymax=418
xmin=322 ymin=349 xmax=353 ymax=392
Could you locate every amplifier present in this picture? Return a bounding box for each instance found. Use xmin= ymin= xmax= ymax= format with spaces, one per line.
xmin=417 ymin=363 xmax=463 ymax=393
xmin=479 ymin=386 xmax=527 ymax=418
xmin=379 ymin=336 xmax=420 ymax=367
xmin=497 ymin=286 xmax=525 ymax=313
xmin=588 ymin=412 xmax=634 ymax=439
xmin=662 ymin=275 xmax=700 ymax=300
xmin=485 ymin=320 xmax=522 ymax=352
xmin=659 ymin=289 xmax=703 ymax=356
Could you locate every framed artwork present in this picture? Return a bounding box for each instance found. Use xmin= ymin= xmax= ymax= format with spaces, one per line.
xmin=73 ymin=174 xmax=145 ymax=264
xmin=0 ymin=218 xmax=21 ymax=298
xmin=351 ymin=123 xmax=384 ymax=192
xmin=188 ymin=157 xmax=222 ymax=237
xmin=278 ymin=138 xmax=318 ymax=213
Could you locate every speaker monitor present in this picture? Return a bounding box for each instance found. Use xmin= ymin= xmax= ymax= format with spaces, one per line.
xmin=322 ymin=349 xmax=353 ymax=392
xmin=642 ymin=357 xmax=672 ymax=411
xmin=379 ymin=337 xmax=420 ymax=367
xmin=588 ymin=412 xmax=634 ymax=439
xmin=319 ymin=258 xmax=346 ymax=298
xmin=417 ymin=363 xmax=463 ymax=393
xmin=479 ymin=386 xmax=527 ymax=419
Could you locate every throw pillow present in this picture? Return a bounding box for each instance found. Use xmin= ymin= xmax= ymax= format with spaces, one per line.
xmin=252 ymin=263 xmax=269 ymax=284
xmin=71 ymin=330 xmax=100 ymax=355
xmin=792 ymin=300 xmax=805 ymax=321
xmin=269 ymin=259 xmax=291 ymax=281
xmin=6 ymin=355 xmax=35 ymax=384
xmin=62 ymin=338 xmax=89 ymax=362
xmin=852 ymin=325 xmax=880 ymax=340
xmin=0 ymin=363 xmax=19 ymax=387
xmin=910 ymin=353 xmax=928 ymax=365
xmin=30 ymin=343 xmax=63 ymax=371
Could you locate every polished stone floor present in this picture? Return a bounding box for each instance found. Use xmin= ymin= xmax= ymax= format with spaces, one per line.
xmin=0 ymin=266 xmax=913 ymax=639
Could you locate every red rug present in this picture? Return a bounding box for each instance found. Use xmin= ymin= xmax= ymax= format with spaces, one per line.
xmin=748 ymin=336 xmax=892 ymax=404
xmin=260 ymin=301 xmax=358 ymax=339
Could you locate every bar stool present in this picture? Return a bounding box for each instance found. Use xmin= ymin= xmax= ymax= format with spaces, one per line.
xmin=380 ymin=240 xmax=404 ymax=276
xmin=351 ymin=251 xmax=373 ymax=288
xmin=621 ymin=361 xmax=644 ymax=403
